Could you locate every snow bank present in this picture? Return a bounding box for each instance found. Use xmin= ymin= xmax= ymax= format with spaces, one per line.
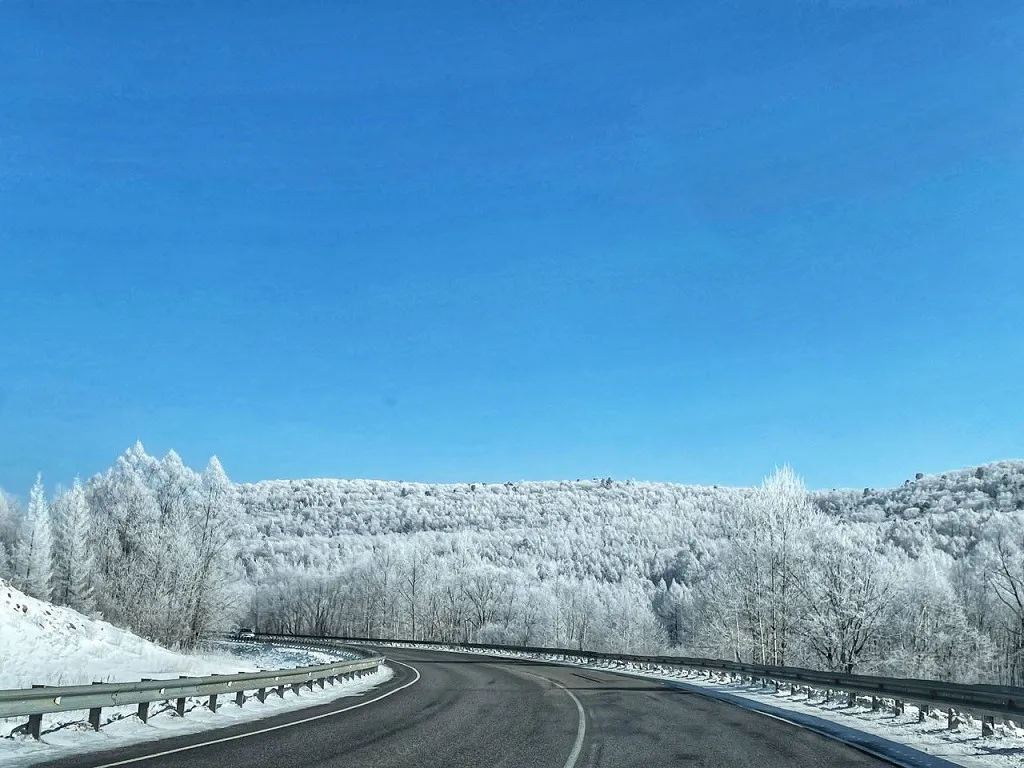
xmin=0 ymin=581 xmax=391 ymax=766
xmin=0 ymin=582 xmax=262 ymax=690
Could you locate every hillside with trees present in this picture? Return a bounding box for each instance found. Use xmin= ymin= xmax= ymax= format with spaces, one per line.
xmin=2 ymin=445 xmax=1023 ymax=686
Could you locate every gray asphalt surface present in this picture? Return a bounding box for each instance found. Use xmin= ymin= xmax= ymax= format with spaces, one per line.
xmin=34 ymin=646 xmax=898 ymax=768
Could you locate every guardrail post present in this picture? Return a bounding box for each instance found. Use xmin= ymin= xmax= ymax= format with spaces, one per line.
xmin=848 ymin=691 xmax=857 ymax=707
xmin=208 ymin=693 xmax=218 ymax=712
xmin=871 ymin=696 xmax=880 ymax=711
xmin=235 ymin=691 xmax=245 ymax=707
xmin=317 ymin=677 xmax=325 ymax=689
xmin=918 ymin=704 xmax=929 ymax=722
xmin=825 ymin=688 xmax=832 ymax=703
xmin=894 ymin=699 xmax=904 ymax=716
xmin=88 ymin=681 xmax=104 ymax=731
xmin=291 ymin=683 xmax=302 ymax=696
xmin=277 ymin=684 xmax=286 ymax=698
xmin=26 ymin=685 xmax=44 ymax=740
xmin=26 ymin=713 xmax=42 ymax=740
xmin=306 ymin=679 xmax=315 ymax=692
xmin=137 ymin=679 xmax=154 ymax=723
xmin=257 ymin=687 xmax=267 ymax=703
xmin=982 ymin=715 xmax=995 ymax=736
xmin=948 ymin=708 xmax=958 ymax=730
xmin=176 ymin=676 xmax=189 ymax=716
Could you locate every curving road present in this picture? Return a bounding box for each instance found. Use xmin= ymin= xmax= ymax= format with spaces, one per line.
xmin=36 ymin=646 xmax=906 ymax=768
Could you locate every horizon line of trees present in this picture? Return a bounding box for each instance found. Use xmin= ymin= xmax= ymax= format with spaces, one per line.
xmin=3 ymin=447 xmax=1024 ymax=686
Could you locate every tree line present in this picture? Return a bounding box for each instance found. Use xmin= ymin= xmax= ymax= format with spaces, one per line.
xmin=237 ymin=465 xmax=1024 ymax=684
xmin=0 ymin=443 xmax=239 ymax=648
xmin=3 ymin=446 xmax=1024 ymax=685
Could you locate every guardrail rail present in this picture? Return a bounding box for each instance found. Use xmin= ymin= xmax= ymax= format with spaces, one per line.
xmin=0 ymin=639 xmax=384 ymax=740
xmin=262 ymin=631 xmax=1024 ymax=736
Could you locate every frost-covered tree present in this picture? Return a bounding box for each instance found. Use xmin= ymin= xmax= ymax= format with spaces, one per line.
xmin=799 ymin=523 xmax=900 ymax=672
xmin=876 ymin=550 xmax=992 ymax=682
xmin=0 ymin=491 xmax=22 ymax=578
xmin=51 ymin=478 xmax=96 ymax=613
xmin=180 ymin=456 xmax=239 ymax=646
xmin=146 ymin=451 xmax=202 ymax=646
xmin=976 ymin=514 xmax=1024 ymax=684
xmin=79 ymin=447 xmax=241 ymax=647
xmin=707 ymin=466 xmax=820 ymax=665
xmin=12 ymin=475 xmax=53 ymax=600
xmin=87 ymin=450 xmax=164 ymax=636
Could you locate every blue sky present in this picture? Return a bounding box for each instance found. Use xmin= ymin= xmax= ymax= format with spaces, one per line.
xmin=1 ymin=1 xmax=1022 ymax=494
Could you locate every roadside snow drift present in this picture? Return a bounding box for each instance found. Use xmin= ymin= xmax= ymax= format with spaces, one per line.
xmin=0 ymin=582 xmax=252 ymax=690
xmin=0 ymin=581 xmax=394 ymax=767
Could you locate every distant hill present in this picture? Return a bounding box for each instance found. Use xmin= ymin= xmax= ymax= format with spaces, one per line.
xmin=232 ymin=460 xmax=1024 ymax=681
xmin=815 ymin=460 xmax=1024 ymax=557
xmin=235 ymin=477 xmax=749 ymax=581
xmin=234 ymin=461 xmax=1024 ymax=586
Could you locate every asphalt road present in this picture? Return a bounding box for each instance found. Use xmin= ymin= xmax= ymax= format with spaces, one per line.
xmin=35 ymin=646 xmax=898 ymax=768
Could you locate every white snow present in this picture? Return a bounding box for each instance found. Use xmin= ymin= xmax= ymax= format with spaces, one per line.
xmin=0 ymin=581 xmax=392 ymax=767
xmin=0 ymin=582 xmax=265 ymax=690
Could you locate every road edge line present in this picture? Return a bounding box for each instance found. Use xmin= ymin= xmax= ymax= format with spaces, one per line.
xmin=510 ymin=667 xmax=586 ymax=768
xmin=400 ymin=644 xmax=959 ymax=768
xmin=87 ymin=661 xmax=421 ymax=768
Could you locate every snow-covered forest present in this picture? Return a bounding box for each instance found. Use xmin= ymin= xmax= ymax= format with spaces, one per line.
xmin=3 ymin=444 xmax=1023 ymax=685
xmin=0 ymin=445 xmax=242 ymax=649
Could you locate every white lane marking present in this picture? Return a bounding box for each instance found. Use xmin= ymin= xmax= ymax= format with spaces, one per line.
xmin=88 ymin=661 xmax=421 ymax=768
xmin=507 ymin=667 xmax=587 ymax=768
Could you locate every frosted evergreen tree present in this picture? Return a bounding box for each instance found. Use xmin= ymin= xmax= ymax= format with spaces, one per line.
xmin=13 ymin=475 xmax=53 ymax=600
xmin=0 ymin=491 xmax=22 ymax=578
xmin=87 ymin=453 xmax=162 ymax=635
xmin=52 ymin=478 xmax=95 ymax=613
xmin=181 ymin=456 xmax=238 ymax=646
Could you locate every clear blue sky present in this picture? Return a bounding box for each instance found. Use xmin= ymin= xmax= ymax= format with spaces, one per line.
xmin=1 ymin=1 xmax=1022 ymax=495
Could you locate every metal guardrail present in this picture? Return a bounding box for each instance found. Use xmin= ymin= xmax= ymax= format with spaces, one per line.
xmin=265 ymin=632 xmax=1022 ymax=733
xmin=0 ymin=637 xmax=385 ymax=740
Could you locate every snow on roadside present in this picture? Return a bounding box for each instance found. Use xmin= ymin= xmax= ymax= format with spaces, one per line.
xmin=383 ymin=642 xmax=1024 ymax=768
xmin=613 ymin=665 xmax=1019 ymax=768
xmin=0 ymin=665 xmax=394 ymax=768
xmin=200 ymin=639 xmax=356 ymax=670
xmin=0 ymin=581 xmax=353 ymax=692
xmin=0 ymin=582 xmax=388 ymax=767
xmin=0 ymin=583 xmax=258 ymax=689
